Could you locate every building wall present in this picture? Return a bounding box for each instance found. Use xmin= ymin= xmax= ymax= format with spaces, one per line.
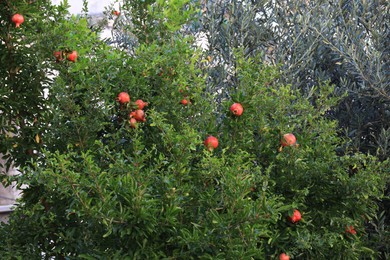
xmin=0 ymin=157 xmax=21 ymax=222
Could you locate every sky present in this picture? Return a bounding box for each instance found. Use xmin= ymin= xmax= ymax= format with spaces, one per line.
xmin=51 ymin=0 xmax=116 ymax=14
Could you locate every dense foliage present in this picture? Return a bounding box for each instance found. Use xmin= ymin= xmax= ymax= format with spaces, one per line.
xmin=0 ymin=0 xmax=389 ymax=259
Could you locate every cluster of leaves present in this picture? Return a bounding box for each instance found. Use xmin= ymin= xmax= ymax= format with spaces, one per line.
xmin=0 ymin=0 xmax=389 ymax=259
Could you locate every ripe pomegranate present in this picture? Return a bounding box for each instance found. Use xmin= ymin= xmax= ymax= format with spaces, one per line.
xmin=131 ymin=109 xmax=146 ymax=122
xmin=345 ymin=225 xmax=357 ymax=235
xmin=288 ymin=209 xmax=302 ymax=223
xmin=12 ymin=14 xmax=24 ymax=27
xmin=204 ymin=136 xmax=218 ymax=151
xmin=280 ymin=133 xmax=297 ymax=147
xmin=279 ymin=253 xmax=290 ymax=260
xmin=129 ymin=118 xmax=137 ymax=128
xmin=53 ymin=51 xmax=63 ymax=62
xmin=180 ymin=99 xmax=189 ymax=105
xmin=117 ymin=92 xmax=130 ymax=104
xmin=113 ymin=10 xmax=120 ymax=16
xmin=230 ymin=103 xmax=244 ymax=116
xmin=67 ymin=51 xmax=78 ymax=62
xmin=135 ymin=99 xmax=148 ymax=109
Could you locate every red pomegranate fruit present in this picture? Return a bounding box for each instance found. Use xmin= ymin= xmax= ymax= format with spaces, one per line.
xmin=204 ymin=136 xmax=218 ymax=151
xmin=345 ymin=225 xmax=357 ymax=235
xmin=279 ymin=253 xmax=290 ymax=260
xmin=67 ymin=51 xmax=78 ymax=62
xmin=117 ymin=92 xmax=130 ymax=104
xmin=132 ymin=109 xmax=146 ymax=122
xmin=288 ymin=209 xmax=302 ymax=223
xmin=129 ymin=118 xmax=137 ymax=128
xmin=53 ymin=51 xmax=63 ymax=62
xmin=230 ymin=103 xmax=244 ymax=116
xmin=280 ymin=133 xmax=297 ymax=147
xmin=12 ymin=14 xmax=24 ymax=27
xmin=180 ymin=99 xmax=189 ymax=105
xmin=135 ymin=99 xmax=148 ymax=110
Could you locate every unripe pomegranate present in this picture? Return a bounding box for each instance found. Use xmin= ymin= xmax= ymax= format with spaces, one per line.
xmin=230 ymin=103 xmax=244 ymax=116
xmin=204 ymin=136 xmax=218 ymax=151
xmin=135 ymin=99 xmax=148 ymax=109
xmin=288 ymin=209 xmax=302 ymax=223
xmin=67 ymin=51 xmax=78 ymax=62
xmin=129 ymin=118 xmax=137 ymax=128
xmin=180 ymin=99 xmax=189 ymax=105
xmin=132 ymin=109 xmax=146 ymax=122
xmin=279 ymin=253 xmax=290 ymax=260
xmin=345 ymin=225 xmax=357 ymax=235
xmin=280 ymin=133 xmax=297 ymax=147
xmin=117 ymin=92 xmax=130 ymax=104
xmin=12 ymin=14 xmax=24 ymax=27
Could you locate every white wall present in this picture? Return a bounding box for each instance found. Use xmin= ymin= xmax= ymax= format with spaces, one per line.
xmin=0 ymin=157 xmax=21 ymax=207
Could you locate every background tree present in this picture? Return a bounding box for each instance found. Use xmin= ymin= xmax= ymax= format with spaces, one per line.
xmin=189 ymin=0 xmax=389 ymax=157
